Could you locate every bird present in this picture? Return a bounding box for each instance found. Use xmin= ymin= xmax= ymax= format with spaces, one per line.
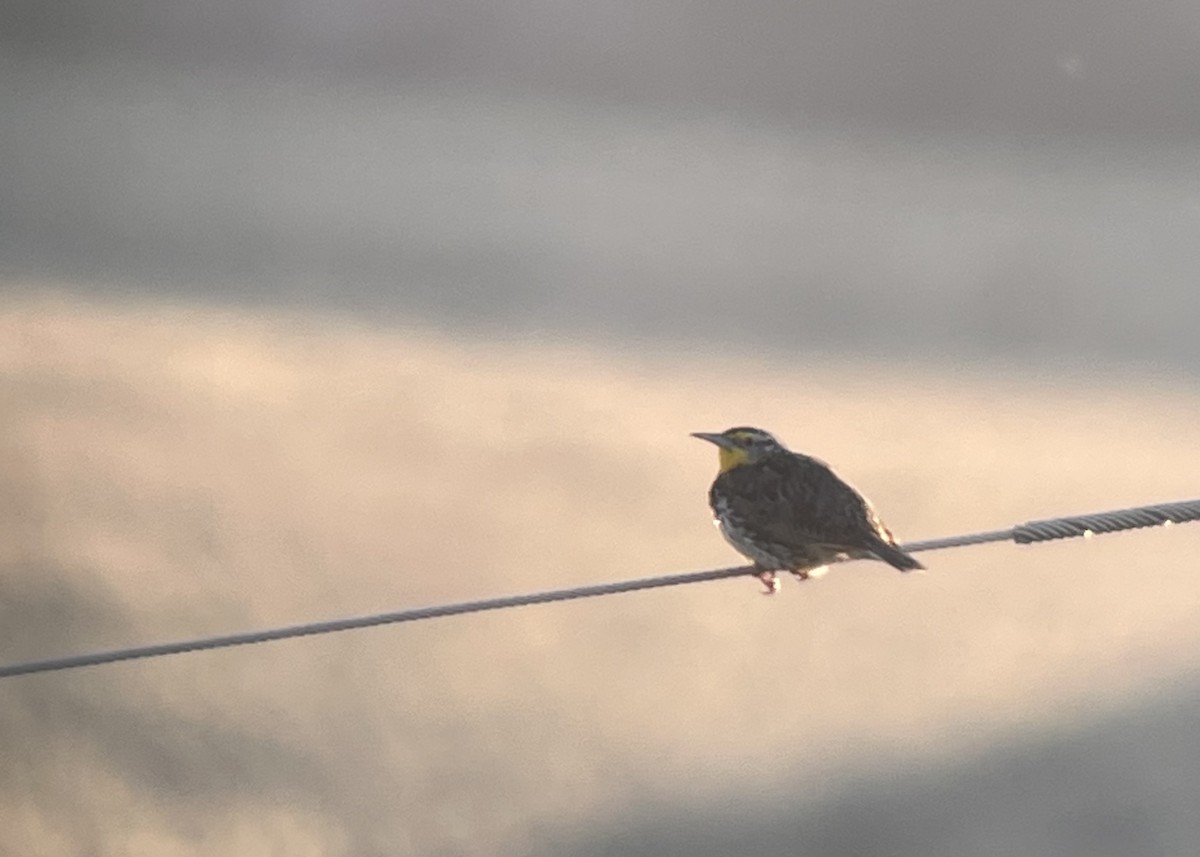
xmin=691 ymin=426 xmax=924 ymax=593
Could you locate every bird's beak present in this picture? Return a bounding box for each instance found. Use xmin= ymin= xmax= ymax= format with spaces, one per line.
xmin=690 ymin=431 xmax=736 ymax=450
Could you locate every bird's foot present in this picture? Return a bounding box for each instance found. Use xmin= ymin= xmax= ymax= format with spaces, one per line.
xmin=756 ymin=570 xmax=780 ymax=595
xmin=793 ymin=565 xmax=830 ymax=581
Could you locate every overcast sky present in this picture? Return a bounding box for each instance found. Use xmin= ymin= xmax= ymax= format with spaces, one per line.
xmin=3 ymin=1 xmax=1199 ymax=374
xmin=6 ymin=0 xmax=1200 ymax=136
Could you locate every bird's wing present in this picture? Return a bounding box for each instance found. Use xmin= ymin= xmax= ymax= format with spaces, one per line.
xmin=723 ymin=454 xmax=895 ymax=549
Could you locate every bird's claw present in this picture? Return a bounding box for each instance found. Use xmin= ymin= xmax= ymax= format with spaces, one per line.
xmin=756 ymin=570 xmax=780 ymax=595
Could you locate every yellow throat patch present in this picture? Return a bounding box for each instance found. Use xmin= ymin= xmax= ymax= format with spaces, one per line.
xmin=717 ymin=446 xmax=751 ymax=473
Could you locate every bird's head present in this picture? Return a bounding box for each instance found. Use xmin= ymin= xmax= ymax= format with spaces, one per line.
xmin=690 ymin=426 xmax=787 ymax=472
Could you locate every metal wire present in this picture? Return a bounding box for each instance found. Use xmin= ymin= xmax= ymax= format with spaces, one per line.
xmin=1012 ymin=499 xmax=1200 ymax=544
xmin=2 ymin=497 xmax=1197 ymax=679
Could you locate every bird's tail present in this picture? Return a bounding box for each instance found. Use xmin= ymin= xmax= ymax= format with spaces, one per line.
xmin=868 ymin=536 xmax=925 ymax=572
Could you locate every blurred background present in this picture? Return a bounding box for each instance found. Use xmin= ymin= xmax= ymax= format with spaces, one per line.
xmin=2 ymin=2 xmax=1200 ymax=855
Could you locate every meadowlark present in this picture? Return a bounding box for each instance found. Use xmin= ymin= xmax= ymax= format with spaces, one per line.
xmin=692 ymin=426 xmax=924 ymax=593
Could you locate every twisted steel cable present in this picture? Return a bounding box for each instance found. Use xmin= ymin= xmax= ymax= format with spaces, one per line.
xmin=2 ymin=498 xmax=1197 ymax=678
